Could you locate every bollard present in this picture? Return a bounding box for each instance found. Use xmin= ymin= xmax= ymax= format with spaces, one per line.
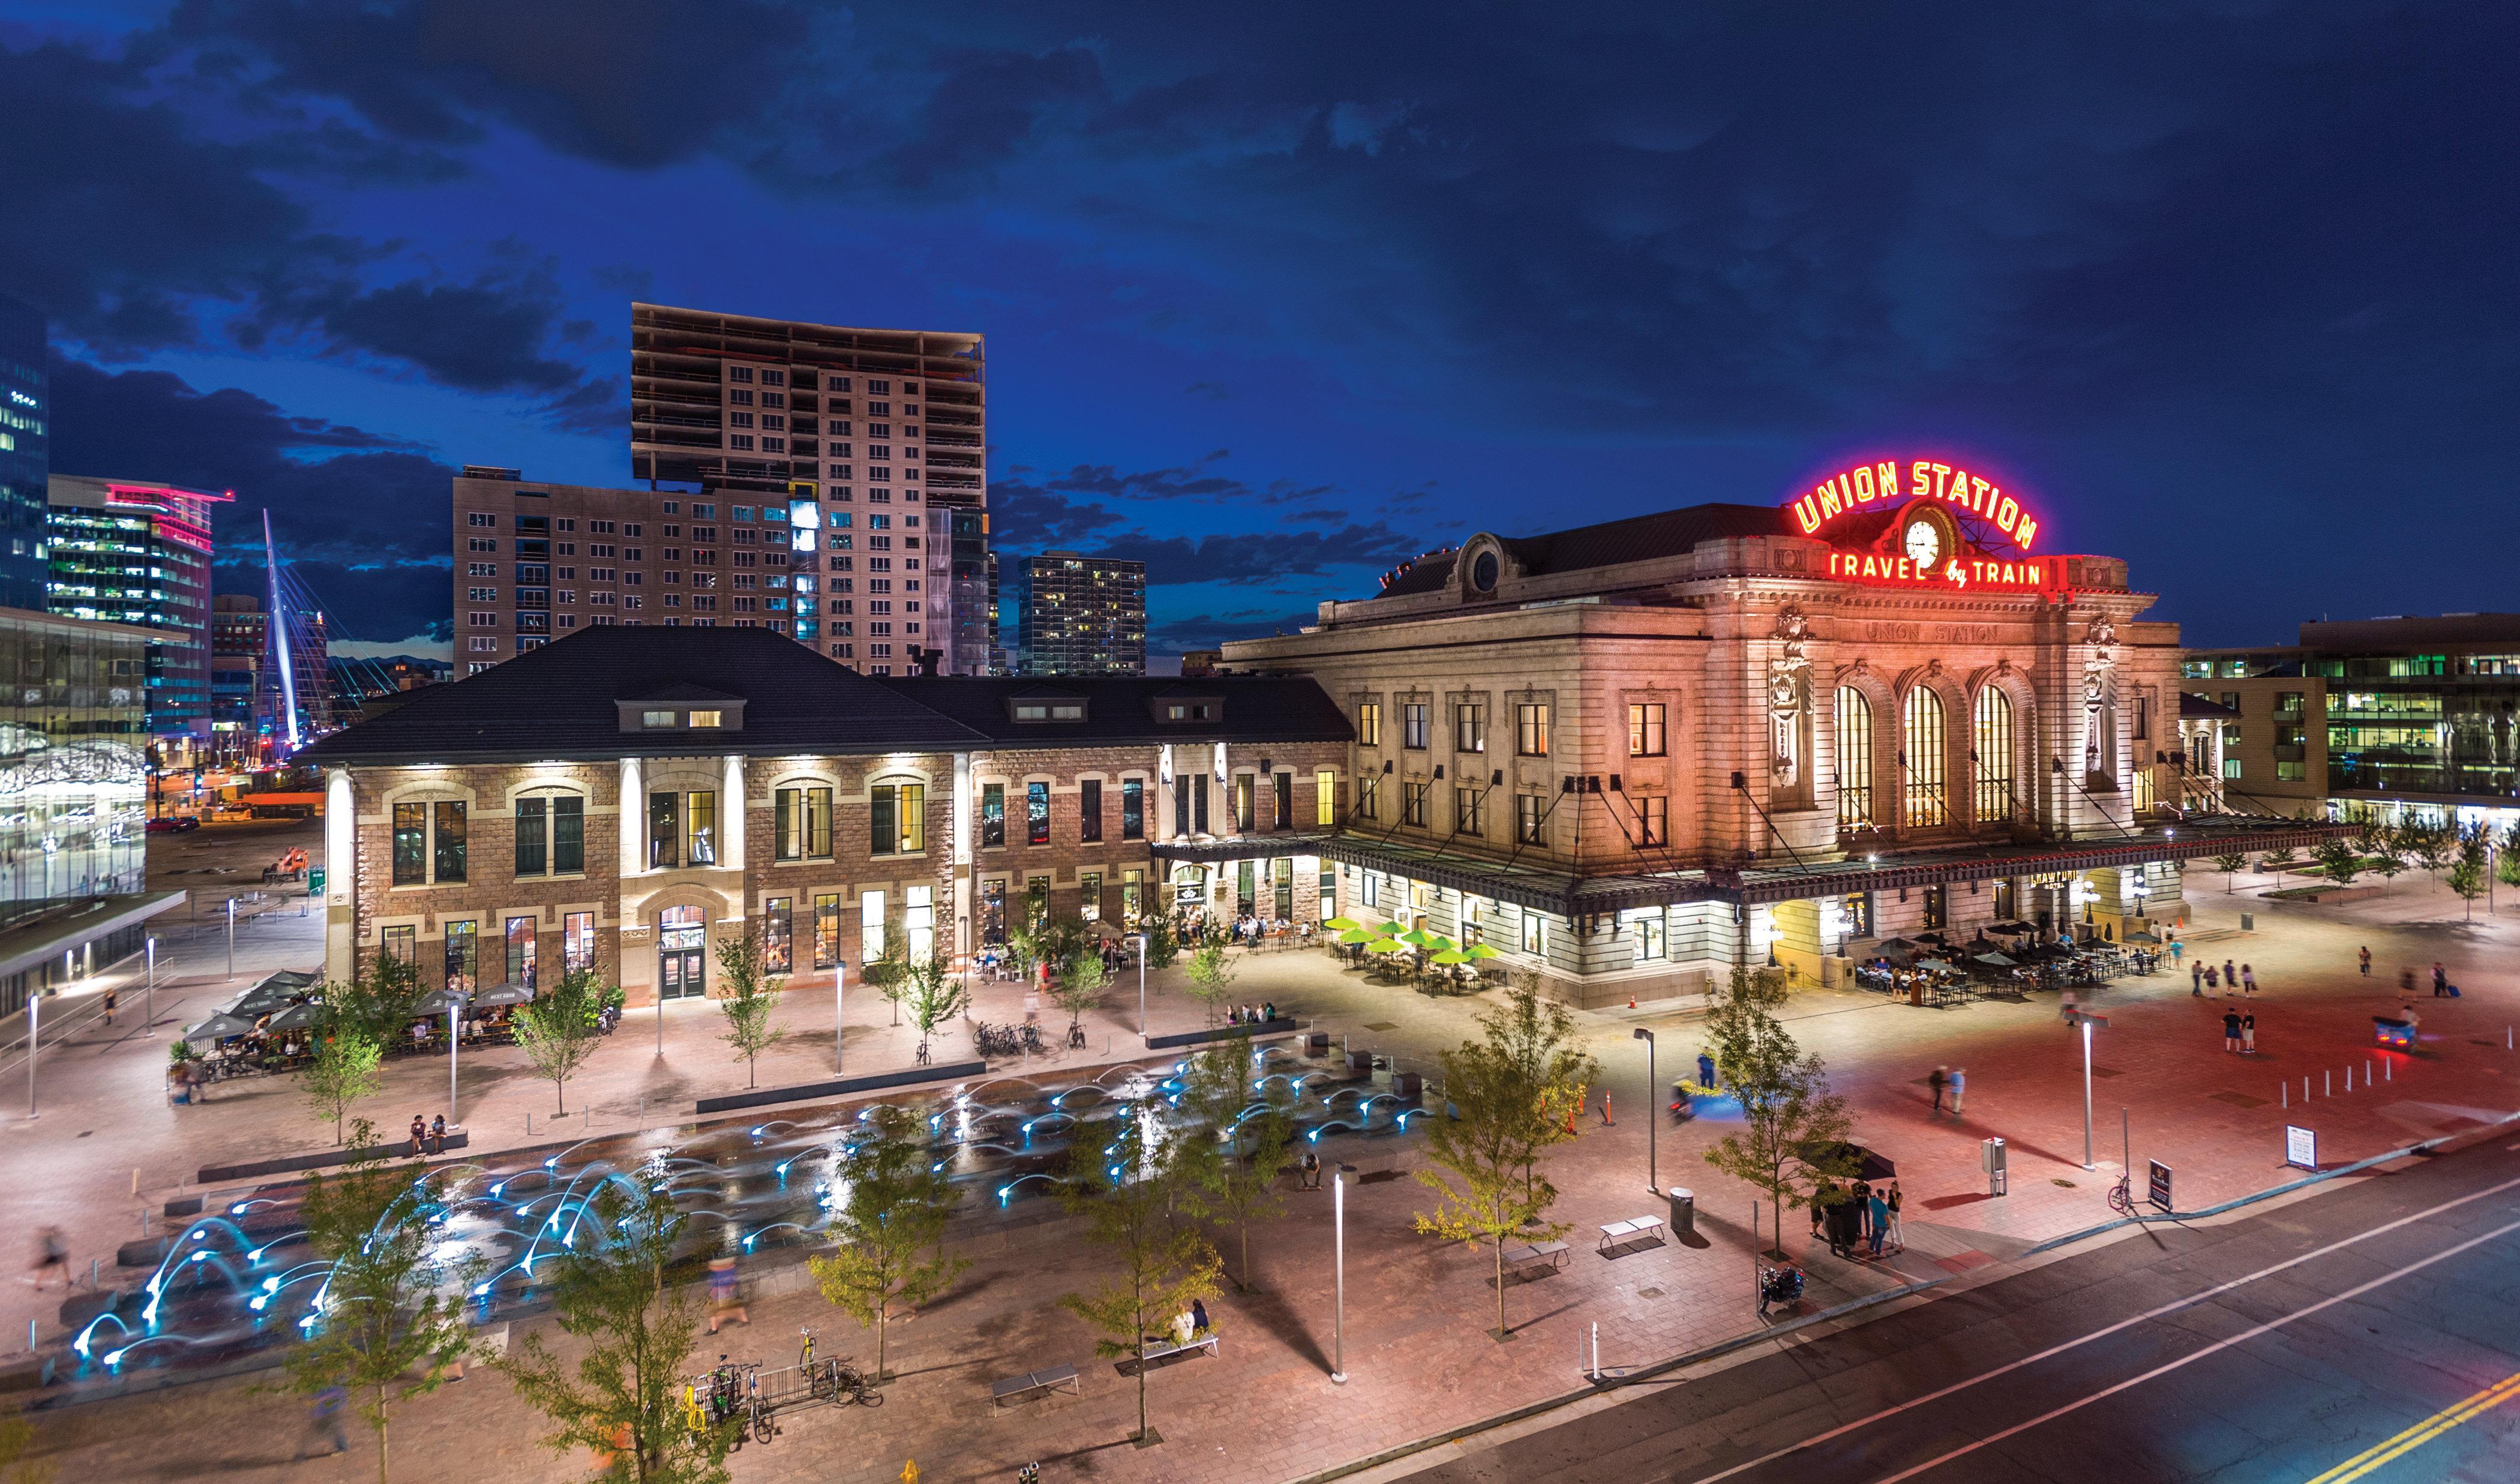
xmin=2346 ymin=1066 xmax=2353 ymax=1092
xmin=526 ymin=1111 xmax=533 ymax=1135
xmin=2387 ymin=1059 xmax=2392 ymax=1081
xmin=2326 ymin=1070 xmax=2332 ymax=1097
xmin=2305 ymin=1076 xmax=2311 ymax=1100
xmin=2281 ymin=1083 xmax=2287 ymax=1108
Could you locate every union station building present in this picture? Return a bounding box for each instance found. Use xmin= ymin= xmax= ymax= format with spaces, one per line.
xmin=301 ymin=459 xmax=2340 ymax=1012
xmin=1218 ymin=458 xmax=2341 ymax=1005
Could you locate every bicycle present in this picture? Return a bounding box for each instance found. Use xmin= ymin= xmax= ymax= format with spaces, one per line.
xmin=746 ymin=1367 xmax=775 ymax=1445
xmin=2107 ymin=1172 xmax=2135 ymax=1217
xmin=806 ymin=1354 xmax=885 ymax=1407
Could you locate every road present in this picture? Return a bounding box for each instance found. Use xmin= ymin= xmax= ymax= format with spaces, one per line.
xmin=1397 ymin=1137 xmax=2520 ymax=1483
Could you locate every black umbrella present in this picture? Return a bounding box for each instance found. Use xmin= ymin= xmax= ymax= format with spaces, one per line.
xmin=1810 ymin=1141 xmax=1898 ymax=1182
xmin=1973 ymin=951 xmax=2018 ymax=967
xmin=1876 ymin=936 xmax=1921 ymax=952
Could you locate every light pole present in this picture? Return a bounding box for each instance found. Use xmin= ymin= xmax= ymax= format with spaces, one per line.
xmin=25 ymin=986 xmax=38 ymax=1118
xmin=1632 ymin=1026 xmax=1657 ymax=1194
xmin=225 ymin=898 xmax=235 ymax=981
xmin=448 ymin=990 xmax=464 ymax=1123
xmin=145 ymin=937 xmax=157 ymax=1039
xmin=2067 ymin=1008 xmax=2106 ymax=1171
xmin=1331 ymin=1161 xmax=1356 ymax=1383
xmin=655 ymin=976 xmax=665 ymax=1058
xmin=1136 ymin=933 xmax=1148 ymax=1039
xmin=834 ymin=961 xmax=847 ymax=1075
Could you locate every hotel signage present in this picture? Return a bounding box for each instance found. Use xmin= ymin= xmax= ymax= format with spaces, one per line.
xmin=1787 ymin=457 xmax=2054 ymax=593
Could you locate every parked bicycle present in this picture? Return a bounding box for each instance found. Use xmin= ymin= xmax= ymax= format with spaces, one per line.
xmin=805 ymin=1353 xmax=884 ymax=1407
xmin=2107 ymin=1172 xmax=2135 ymax=1217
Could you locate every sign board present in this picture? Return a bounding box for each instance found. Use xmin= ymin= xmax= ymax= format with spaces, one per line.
xmin=2147 ymin=1159 xmax=2173 ymax=1212
xmin=2285 ymin=1125 xmax=2318 ymax=1171
xmin=307 ymin=865 xmax=326 ymax=896
xmin=1783 ymin=457 xmax=2058 ymax=595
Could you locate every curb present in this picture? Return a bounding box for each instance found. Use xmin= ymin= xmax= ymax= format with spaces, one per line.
xmin=1280 ymin=1106 xmax=2520 ymax=1484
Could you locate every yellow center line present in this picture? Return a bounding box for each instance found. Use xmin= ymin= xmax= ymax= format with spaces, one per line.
xmin=2303 ymin=1371 xmax=2520 ymax=1484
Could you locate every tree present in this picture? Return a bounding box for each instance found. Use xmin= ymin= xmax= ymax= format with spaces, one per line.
xmin=1412 ymin=1003 xmax=1570 ymax=1341
xmin=1181 ymin=937 xmax=1238 ymax=1027
xmin=2211 ymin=851 xmax=2249 ymax=892
xmin=806 ymin=1105 xmax=968 ymax=1380
xmin=1052 ymin=951 xmax=1112 ymax=1042
xmin=304 ymin=1027 xmax=384 ymax=1145
xmin=1139 ymin=912 xmax=1181 ymax=971
xmin=2401 ymin=820 xmax=2452 ymax=886
xmin=1058 ymin=1107 xmax=1222 ymax=1446
xmin=2311 ymin=838 xmax=2363 ymax=887
xmin=860 ymin=931 xmax=909 ymax=1026
xmin=1177 ymin=1040 xmax=1294 ymax=1290
xmin=0 ymin=1408 xmax=50 ymax=1484
xmin=2497 ymin=823 xmax=2520 ymax=900
xmin=1483 ymin=981 xmax=1600 ymax=1204
xmin=2450 ymin=825 xmax=2491 ymax=920
xmin=280 ymin=1121 xmax=478 ymax=1484
xmin=322 ymin=954 xmax=427 ymax=1047
xmin=2257 ymin=845 xmax=2300 ymax=886
xmin=511 ymin=967 xmax=610 ymax=1114
xmin=1700 ymin=965 xmax=1860 ymax=1258
xmin=499 ymin=1183 xmax=733 ymax=1484
xmin=714 ymin=929 xmax=788 ymax=1089
xmin=900 ymin=944 xmax=968 ymax=1062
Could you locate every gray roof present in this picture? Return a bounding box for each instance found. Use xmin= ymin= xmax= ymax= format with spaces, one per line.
xmin=1380 ymin=502 xmax=1799 ymax=596
xmin=872 ymin=674 xmax=1351 ymax=747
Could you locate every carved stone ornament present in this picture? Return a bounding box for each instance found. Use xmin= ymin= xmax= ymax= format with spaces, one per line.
xmin=2083 ymin=613 xmax=2117 ymax=648
xmin=1767 ymin=602 xmax=1812 ymax=783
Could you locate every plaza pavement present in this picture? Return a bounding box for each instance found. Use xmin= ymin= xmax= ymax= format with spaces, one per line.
xmin=8 ymin=857 xmax=2520 ymax=1482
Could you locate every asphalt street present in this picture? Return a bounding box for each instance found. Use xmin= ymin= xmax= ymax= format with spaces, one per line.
xmin=1399 ymin=1137 xmax=2520 ymax=1483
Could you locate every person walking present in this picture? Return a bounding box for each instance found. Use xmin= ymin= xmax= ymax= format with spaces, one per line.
xmin=1929 ymin=1065 xmax=1949 ymax=1113
xmin=2222 ymin=1008 xmax=2242 ymax=1053
xmin=102 ymin=987 xmax=117 ymax=1027
xmin=2192 ymin=960 xmax=2204 ymax=996
xmin=31 ymin=1227 xmax=68 ymax=1290
xmin=2433 ymin=963 xmax=2449 ymax=997
xmin=2169 ymin=930 xmax=2183 ymax=963
xmin=1698 ymin=1050 xmax=1717 ymax=1091
xmin=2222 ymin=960 xmax=2237 ymax=997
xmin=2241 ymin=964 xmax=2257 ymax=998
xmin=1949 ymin=1067 xmax=1966 ymax=1116
xmin=2242 ymin=1011 xmax=2257 ymax=1054
xmin=1809 ymin=1187 xmax=1828 ymax=1240
xmin=705 ymin=1256 xmax=748 ymax=1334
xmin=295 ymin=1386 xmax=349 ymax=1460
xmin=2359 ymin=946 xmax=2372 ymax=977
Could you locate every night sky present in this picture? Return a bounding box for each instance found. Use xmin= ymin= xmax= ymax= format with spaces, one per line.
xmin=7 ymin=2 xmax=2513 ymax=659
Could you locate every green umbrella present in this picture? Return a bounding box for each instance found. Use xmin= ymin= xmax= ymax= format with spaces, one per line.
xmin=1336 ymin=927 xmax=1375 ymax=945
xmin=1365 ymin=937 xmax=1408 ymax=954
xmin=1463 ymin=942 xmax=1501 ymax=960
xmin=1429 ymin=948 xmax=1471 ymax=965
xmin=1426 ymin=933 xmax=1458 ymax=954
xmin=1374 ymin=922 xmax=1407 ymax=938
xmin=1324 ymin=916 xmax=1363 ymax=932
xmin=1399 ymin=928 xmax=1435 ymax=947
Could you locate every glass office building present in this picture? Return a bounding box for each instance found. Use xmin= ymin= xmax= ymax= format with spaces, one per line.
xmin=46 ymin=475 xmax=228 ymax=741
xmin=0 ymin=295 xmax=49 ymax=613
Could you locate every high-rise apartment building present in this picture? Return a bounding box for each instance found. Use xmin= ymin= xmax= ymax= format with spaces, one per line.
xmin=452 ymin=467 xmax=849 ymax=671
xmin=46 ymin=475 xmax=226 ymax=741
xmin=0 ymin=295 xmax=50 ymax=611
xmin=629 ymin=304 xmax=988 ymax=674
xmin=1017 ymin=551 xmax=1147 ymax=675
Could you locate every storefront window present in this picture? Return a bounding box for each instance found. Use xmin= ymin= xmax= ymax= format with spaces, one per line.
xmin=563 ymin=912 xmax=595 ymax=972
xmin=1973 ymin=688 xmax=2014 ymax=824
xmin=1836 ymin=688 xmax=1873 ymax=829
xmin=813 ymin=894 xmax=841 ymax=969
xmin=1902 ymin=688 xmax=1948 ymax=827
xmin=764 ymin=897 xmax=793 ymax=973
xmin=981 ymin=783 xmax=1005 ymax=847
xmin=433 ymin=801 xmax=467 ymax=883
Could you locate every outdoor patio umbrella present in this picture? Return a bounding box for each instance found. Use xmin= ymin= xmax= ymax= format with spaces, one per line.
xmin=413 ymin=988 xmax=459 ymax=1015
xmin=1335 ymin=927 xmax=1375 ymax=945
xmin=2123 ymin=931 xmax=2161 ymax=945
xmin=1373 ymin=922 xmax=1408 ymax=939
xmin=1973 ymin=951 xmax=2018 ymax=967
xmin=1812 ymin=1141 xmax=1898 ymax=1182
xmin=1429 ymin=949 xmax=1471 ymax=965
xmin=1463 ymin=943 xmax=1501 ymax=960
xmin=472 ymin=982 xmax=536 ymax=1008
xmin=1424 ymin=934 xmax=1457 ymax=954
xmin=220 ymin=979 xmax=298 ymax=1017
xmin=1324 ymin=916 xmax=1362 ymax=932
xmin=1364 ymin=938 xmax=1408 ymax=954
xmin=1875 ymin=936 xmax=1920 ymax=952
xmin=263 ymin=969 xmax=323 ymax=987
xmin=265 ymin=1002 xmax=320 ymax=1033
xmin=1399 ymin=928 xmax=1435 ymax=947
xmin=181 ymin=1012 xmax=257 ymax=1043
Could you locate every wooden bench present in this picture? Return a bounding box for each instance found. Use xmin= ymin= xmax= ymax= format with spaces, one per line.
xmin=1597 ymin=1215 xmax=1666 ymax=1255
xmin=1501 ymin=1240 xmax=1570 ymax=1275
xmin=1121 ymin=1331 xmax=1219 ymax=1374
xmin=989 ymin=1364 xmax=1082 ymax=1407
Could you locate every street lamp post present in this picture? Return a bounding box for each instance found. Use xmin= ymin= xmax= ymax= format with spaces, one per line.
xmin=1331 ymin=1161 xmax=1355 ymax=1383
xmin=448 ymin=991 xmax=463 ymax=1123
xmin=834 ymin=961 xmax=847 ymax=1075
xmin=145 ymin=937 xmax=157 ymax=1039
xmin=225 ymin=898 xmax=235 ymax=980
xmin=1632 ymin=1026 xmax=1657 ymax=1194
xmin=2067 ymin=1008 xmax=2106 ymax=1171
xmin=1137 ymin=934 xmax=1148 ymax=1039
xmin=25 ymin=987 xmax=38 ymax=1118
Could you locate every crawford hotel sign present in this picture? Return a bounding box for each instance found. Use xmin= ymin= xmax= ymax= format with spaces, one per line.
xmin=1790 ymin=457 xmax=2053 ymax=592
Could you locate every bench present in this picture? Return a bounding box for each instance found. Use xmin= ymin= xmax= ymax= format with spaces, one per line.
xmin=1501 ymin=1240 xmax=1570 ymax=1275
xmin=1597 ymin=1215 xmax=1666 ymax=1255
xmin=989 ymin=1364 xmax=1082 ymax=1407
xmin=1121 ymin=1330 xmax=1219 ymax=1375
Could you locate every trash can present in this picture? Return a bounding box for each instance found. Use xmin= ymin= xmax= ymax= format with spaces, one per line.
xmin=1666 ymin=1186 xmax=1695 ymax=1238
xmin=1302 ymin=1032 xmax=1330 ymax=1057
xmin=1982 ymin=1135 xmax=2008 ymax=1197
xmin=1391 ymin=1071 xmax=1423 ymax=1098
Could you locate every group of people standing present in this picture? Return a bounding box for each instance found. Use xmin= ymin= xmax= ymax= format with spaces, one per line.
xmin=1811 ymin=1178 xmax=1902 ymax=1258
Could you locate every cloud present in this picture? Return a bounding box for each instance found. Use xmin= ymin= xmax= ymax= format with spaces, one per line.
xmin=49 ymin=358 xmax=458 ymax=643
xmin=1087 ymin=523 xmax=1424 ymax=587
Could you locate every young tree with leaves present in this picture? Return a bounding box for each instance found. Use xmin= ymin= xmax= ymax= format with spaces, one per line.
xmin=1052 ymin=950 xmax=1112 ymax=1043
xmin=714 ymin=929 xmax=787 ymax=1089
xmin=1700 ymin=965 xmax=1860 ymax=1257
xmin=512 ymin=967 xmax=611 ymax=1114
xmin=280 ymin=1120 xmax=478 ymax=1484
xmin=2449 ymin=825 xmax=2491 ymax=919
xmin=1181 ymin=936 xmax=1238 ymax=1027
xmin=499 ymin=1183 xmax=732 ymax=1484
xmin=1139 ymin=912 xmax=1181 ymax=970
xmin=1485 ymin=981 xmax=1600 ymax=1203
xmin=806 ymin=1105 xmax=968 ymax=1380
xmin=0 ymin=1408 xmax=48 ymax=1484
xmin=2401 ymin=820 xmax=2452 ymax=886
xmin=2257 ymin=845 xmax=2302 ymax=886
xmin=2211 ymin=851 xmax=2249 ymax=891
xmin=898 ymin=943 xmax=969 ymax=1062
xmin=1413 ymin=1013 xmax=1568 ymax=1340
xmin=304 ymin=1027 xmax=383 ymax=1145
xmin=860 ymin=930 xmax=909 ymax=1026
xmin=1177 ymin=1040 xmax=1294 ymax=1290
xmin=1059 ymin=1106 xmax=1222 ymax=1446
xmin=2311 ymin=837 xmax=2364 ymax=887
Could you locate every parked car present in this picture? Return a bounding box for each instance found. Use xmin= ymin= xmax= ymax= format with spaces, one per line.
xmin=147 ymin=814 xmax=203 ymax=833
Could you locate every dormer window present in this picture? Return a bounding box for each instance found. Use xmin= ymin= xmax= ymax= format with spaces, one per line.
xmin=1012 ymin=700 xmax=1088 ymax=722
xmin=1166 ymin=702 xmax=1211 ymax=722
xmin=641 ymin=709 xmax=676 ymax=727
xmin=688 ymin=710 xmax=722 ymax=728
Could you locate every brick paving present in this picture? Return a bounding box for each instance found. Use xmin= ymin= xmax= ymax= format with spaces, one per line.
xmin=10 ymin=868 xmax=2520 ymax=1482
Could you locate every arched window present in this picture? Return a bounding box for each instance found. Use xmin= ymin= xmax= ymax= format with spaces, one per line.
xmin=1973 ymin=688 xmax=2015 ymax=824
xmin=1902 ymin=687 xmax=1948 ymax=827
xmin=1835 ymin=687 xmax=1873 ymax=829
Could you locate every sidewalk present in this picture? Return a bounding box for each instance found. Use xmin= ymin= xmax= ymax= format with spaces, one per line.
xmin=8 ymin=875 xmax=2520 ymax=1482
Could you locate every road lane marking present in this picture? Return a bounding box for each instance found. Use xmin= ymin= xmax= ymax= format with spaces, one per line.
xmin=1873 ymin=1215 xmax=2520 ymax=1482
xmin=2302 ymin=1370 xmax=2520 ymax=1484
xmin=1690 ymin=1173 xmax=2520 ymax=1484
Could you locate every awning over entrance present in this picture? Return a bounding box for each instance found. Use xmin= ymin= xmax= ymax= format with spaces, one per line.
xmin=1155 ymin=814 xmax=2353 ymax=917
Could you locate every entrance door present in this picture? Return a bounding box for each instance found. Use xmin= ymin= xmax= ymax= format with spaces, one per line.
xmin=658 ymin=906 xmax=706 ymax=999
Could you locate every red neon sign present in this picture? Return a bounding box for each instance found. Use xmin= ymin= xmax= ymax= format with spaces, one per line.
xmin=1824 ymin=550 xmax=2053 ymax=592
xmin=1787 ymin=458 xmax=2040 ymax=551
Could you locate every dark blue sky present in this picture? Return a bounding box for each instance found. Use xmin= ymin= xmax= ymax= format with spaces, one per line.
xmin=8 ymin=2 xmax=2514 ymax=657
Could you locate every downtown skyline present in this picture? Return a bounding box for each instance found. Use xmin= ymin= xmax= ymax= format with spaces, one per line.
xmin=5 ymin=1 xmax=2515 ymax=660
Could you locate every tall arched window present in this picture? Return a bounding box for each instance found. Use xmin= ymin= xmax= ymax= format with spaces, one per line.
xmin=1902 ymin=687 xmax=1948 ymax=827
xmin=1835 ymin=687 xmax=1873 ymax=829
xmin=1973 ymin=687 xmax=2015 ymax=824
